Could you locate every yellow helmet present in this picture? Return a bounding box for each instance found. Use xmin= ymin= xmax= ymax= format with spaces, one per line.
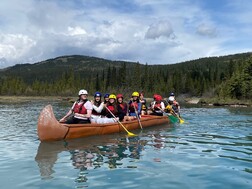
xmin=109 ymin=94 xmax=116 ymax=99
xmin=132 ymin=91 xmax=139 ymax=97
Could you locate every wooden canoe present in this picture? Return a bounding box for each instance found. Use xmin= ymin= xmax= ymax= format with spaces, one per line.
xmin=37 ymin=105 xmax=170 ymax=141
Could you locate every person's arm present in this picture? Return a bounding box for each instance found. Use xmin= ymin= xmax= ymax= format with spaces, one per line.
xmin=93 ymin=102 xmax=104 ymax=113
xmin=161 ymin=102 xmax=165 ymax=110
xmin=86 ymin=109 xmax=92 ymax=118
xmin=59 ymin=102 xmax=75 ymax=122
xmin=85 ymin=101 xmax=93 ymax=118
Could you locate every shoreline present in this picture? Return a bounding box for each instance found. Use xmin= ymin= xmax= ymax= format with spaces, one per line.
xmin=0 ymin=96 xmax=251 ymax=107
xmin=0 ymin=96 xmax=65 ymax=103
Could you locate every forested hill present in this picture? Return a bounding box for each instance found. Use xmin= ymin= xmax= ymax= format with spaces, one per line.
xmin=0 ymin=53 xmax=252 ymax=99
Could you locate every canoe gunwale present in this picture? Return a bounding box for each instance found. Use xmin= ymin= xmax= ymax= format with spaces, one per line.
xmin=63 ymin=115 xmax=164 ymax=128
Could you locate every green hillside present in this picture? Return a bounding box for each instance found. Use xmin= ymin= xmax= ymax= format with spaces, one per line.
xmin=0 ymin=53 xmax=252 ymax=100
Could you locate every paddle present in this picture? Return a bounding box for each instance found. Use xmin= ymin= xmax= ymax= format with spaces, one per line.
xmin=158 ymin=107 xmax=179 ymax=123
xmin=105 ymin=107 xmax=136 ymax=136
xmin=164 ymin=104 xmax=184 ymax=124
xmin=171 ymin=108 xmax=184 ymax=124
xmin=133 ymin=104 xmax=143 ymax=129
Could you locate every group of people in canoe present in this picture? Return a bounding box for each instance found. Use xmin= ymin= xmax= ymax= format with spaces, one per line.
xmin=59 ymin=89 xmax=180 ymax=124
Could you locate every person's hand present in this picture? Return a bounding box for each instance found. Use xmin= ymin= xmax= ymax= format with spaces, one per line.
xmin=59 ymin=117 xmax=66 ymax=123
xmin=74 ymin=113 xmax=81 ymax=117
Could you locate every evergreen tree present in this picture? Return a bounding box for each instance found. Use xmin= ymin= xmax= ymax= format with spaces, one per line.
xmin=95 ymin=73 xmax=100 ymax=91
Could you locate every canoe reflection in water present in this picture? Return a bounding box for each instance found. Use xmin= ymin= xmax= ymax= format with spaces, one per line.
xmin=35 ymin=134 xmax=147 ymax=181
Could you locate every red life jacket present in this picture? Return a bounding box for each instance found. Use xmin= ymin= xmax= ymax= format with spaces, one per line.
xmin=119 ymin=102 xmax=127 ymax=114
xmin=73 ymin=101 xmax=87 ymax=114
xmin=154 ymin=102 xmax=162 ymax=110
xmin=129 ymin=101 xmax=138 ymax=113
xmin=107 ymin=104 xmax=116 ymax=115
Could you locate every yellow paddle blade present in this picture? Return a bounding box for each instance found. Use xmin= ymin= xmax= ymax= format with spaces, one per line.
xmin=179 ymin=118 xmax=185 ymax=124
xmin=127 ymin=132 xmax=137 ymax=136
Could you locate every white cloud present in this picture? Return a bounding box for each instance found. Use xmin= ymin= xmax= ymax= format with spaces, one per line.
xmin=67 ymin=26 xmax=87 ymax=36
xmin=0 ymin=0 xmax=252 ymax=68
xmin=145 ymin=20 xmax=174 ymax=39
xmin=0 ymin=33 xmax=36 ymax=64
xmin=196 ymin=23 xmax=217 ymax=37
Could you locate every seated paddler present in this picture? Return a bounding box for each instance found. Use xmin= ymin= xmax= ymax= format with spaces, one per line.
xmin=148 ymin=95 xmax=165 ymax=116
xmin=59 ymin=89 xmax=92 ymax=124
xmin=124 ymin=91 xmax=141 ymax=121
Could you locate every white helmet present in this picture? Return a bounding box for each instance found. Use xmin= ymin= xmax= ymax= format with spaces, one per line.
xmin=168 ymin=96 xmax=175 ymax=101
xmin=78 ymin=89 xmax=88 ymax=96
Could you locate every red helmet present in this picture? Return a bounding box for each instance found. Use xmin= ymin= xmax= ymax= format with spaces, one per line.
xmin=153 ymin=94 xmax=158 ymax=99
xmin=155 ymin=95 xmax=162 ymax=101
xmin=116 ymin=94 xmax=123 ymax=99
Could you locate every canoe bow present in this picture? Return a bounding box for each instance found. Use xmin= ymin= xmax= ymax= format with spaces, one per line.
xmin=37 ymin=105 xmax=69 ymax=141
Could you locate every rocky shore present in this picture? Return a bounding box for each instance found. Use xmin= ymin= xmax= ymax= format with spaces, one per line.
xmin=184 ymin=97 xmax=251 ymax=107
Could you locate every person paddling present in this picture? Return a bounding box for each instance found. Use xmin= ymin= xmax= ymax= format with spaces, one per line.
xmin=167 ymin=92 xmax=181 ymax=116
xmin=95 ymin=94 xmax=124 ymax=123
xmin=148 ymin=95 xmax=165 ymax=116
xmin=126 ymin=92 xmax=141 ymax=121
xmin=59 ymin=89 xmax=92 ymax=124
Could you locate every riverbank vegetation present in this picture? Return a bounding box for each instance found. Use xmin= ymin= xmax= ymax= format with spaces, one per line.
xmin=0 ymin=52 xmax=251 ymax=106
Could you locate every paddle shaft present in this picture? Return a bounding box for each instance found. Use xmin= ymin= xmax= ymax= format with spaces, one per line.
xmin=133 ymin=104 xmax=143 ymax=129
xmin=105 ymin=107 xmax=136 ymax=136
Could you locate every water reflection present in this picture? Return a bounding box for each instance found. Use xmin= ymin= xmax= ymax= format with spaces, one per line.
xmin=35 ymin=134 xmax=147 ymax=182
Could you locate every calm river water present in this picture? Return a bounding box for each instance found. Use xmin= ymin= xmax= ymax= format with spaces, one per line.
xmin=0 ymin=99 xmax=251 ymax=189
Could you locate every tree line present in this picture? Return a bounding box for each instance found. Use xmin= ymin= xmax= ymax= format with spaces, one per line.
xmin=0 ymin=53 xmax=251 ymax=100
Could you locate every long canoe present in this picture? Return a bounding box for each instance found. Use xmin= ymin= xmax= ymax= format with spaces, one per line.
xmin=37 ymin=105 xmax=170 ymax=141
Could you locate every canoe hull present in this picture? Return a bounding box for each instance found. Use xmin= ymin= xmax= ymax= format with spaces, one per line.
xmin=37 ymin=105 xmax=170 ymax=141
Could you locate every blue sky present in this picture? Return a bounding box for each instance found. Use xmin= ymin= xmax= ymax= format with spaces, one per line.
xmin=0 ymin=0 xmax=252 ymax=68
